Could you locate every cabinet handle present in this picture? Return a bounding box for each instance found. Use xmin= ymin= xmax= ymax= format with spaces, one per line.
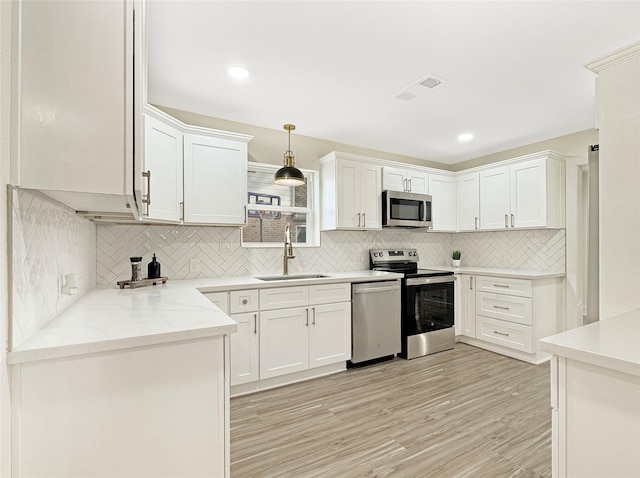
xmin=493 ymin=331 xmax=510 ymax=337
xmin=253 ymin=314 xmax=257 ymax=335
xmin=142 ymin=170 xmax=151 ymax=215
xmin=470 ymin=276 xmax=474 ymax=290
xmin=403 ymin=178 xmax=407 ymax=192
xmin=305 ymin=308 xmax=309 ymax=327
xmin=180 ymin=201 xmax=184 ymax=222
xmin=493 ymin=284 xmax=510 ymax=288
xmin=362 ymin=213 xmax=366 ymax=227
xmin=493 ymin=305 xmax=511 ymax=310
xmin=312 ymin=307 xmax=316 ymax=325
xmin=504 ymin=214 xmax=508 ymax=228
xmin=242 ymin=299 xmax=248 ymax=305
xmin=475 ymin=217 xmax=478 ymax=230
xmin=408 ymin=178 xmax=412 ymax=192
xmin=244 ymin=205 xmax=248 ymax=225
xmin=357 ymin=213 xmax=361 ymax=227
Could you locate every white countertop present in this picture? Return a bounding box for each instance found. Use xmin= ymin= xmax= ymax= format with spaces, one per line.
xmin=430 ymin=266 xmax=565 ymax=279
xmin=8 ymin=271 xmax=401 ymax=365
xmin=540 ymin=309 xmax=640 ymax=377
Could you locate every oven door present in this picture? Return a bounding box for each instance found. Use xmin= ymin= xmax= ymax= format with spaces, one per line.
xmin=403 ymin=276 xmax=455 ymax=335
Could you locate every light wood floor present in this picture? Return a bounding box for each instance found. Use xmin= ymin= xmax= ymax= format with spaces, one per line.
xmin=230 ymin=343 xmax=551 ymax=478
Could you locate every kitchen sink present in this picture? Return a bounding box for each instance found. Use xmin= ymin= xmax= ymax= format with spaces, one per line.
xmin=256 ymin=274 xmax=328 ymax=281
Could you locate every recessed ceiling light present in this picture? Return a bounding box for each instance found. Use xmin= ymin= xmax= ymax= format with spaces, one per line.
xmin=227 ymin=65 xmax=251 ymax=79
xmin=458 ymin=133 xmax=474 ymax=143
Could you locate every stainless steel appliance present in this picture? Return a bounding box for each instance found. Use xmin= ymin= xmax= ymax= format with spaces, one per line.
xmin=370 ymin=249 xmax=455 ymax=359
xmin=350 ymin=280 xmax=402 ymax=365
xmin=382 ymin=190 xmax=432 ymax=228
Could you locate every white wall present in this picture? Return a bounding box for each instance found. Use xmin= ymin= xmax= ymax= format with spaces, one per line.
xmin=1 ymin=1 xmax=12 ymax=474
xmin=589 ymin=43 xmax=640 ymax=319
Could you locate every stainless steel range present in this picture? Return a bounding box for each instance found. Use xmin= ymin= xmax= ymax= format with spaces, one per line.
xmin=370 ymin=249 xmax=456 ymax=359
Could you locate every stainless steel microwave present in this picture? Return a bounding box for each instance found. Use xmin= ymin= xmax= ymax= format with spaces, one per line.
xmin=382 ymin=190 xmax=432 ymax=228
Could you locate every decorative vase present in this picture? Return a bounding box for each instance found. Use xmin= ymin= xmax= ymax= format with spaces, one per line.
xmin=452 ymin=259 xmax=461 ymax=267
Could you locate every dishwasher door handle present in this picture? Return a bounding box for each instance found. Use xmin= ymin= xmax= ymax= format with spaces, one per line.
xmin=353 ymin=285 xmax=401 ymax=294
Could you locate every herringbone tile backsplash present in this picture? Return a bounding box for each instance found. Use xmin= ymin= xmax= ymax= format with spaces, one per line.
xmin=96 ymin=225 xmax=565 ymax=285
xmin=11 ymin=189 xmax=96 ymax=349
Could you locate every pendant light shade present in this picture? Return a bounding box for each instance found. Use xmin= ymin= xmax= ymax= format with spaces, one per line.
xmin=274 ymin=124 xmax=305 ymax=186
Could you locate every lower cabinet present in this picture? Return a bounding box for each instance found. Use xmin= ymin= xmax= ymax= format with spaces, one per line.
xmin=213 ymin=282 xmax=352 ymax=393
xmin=456 ymin=274 xmax=562 ymax=363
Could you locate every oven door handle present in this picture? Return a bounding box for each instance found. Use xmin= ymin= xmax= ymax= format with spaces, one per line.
xmin=406 ymin=276 xmax=456 ymax=286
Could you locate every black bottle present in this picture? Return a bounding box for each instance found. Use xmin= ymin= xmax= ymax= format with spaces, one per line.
xmin=148 ymin=253 xmax=161 ymax=279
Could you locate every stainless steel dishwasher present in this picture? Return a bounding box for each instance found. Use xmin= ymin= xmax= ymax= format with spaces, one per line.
xmin=350 ymin=280 xmax=402 ymax=365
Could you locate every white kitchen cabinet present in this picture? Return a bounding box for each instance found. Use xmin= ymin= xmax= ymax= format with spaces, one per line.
xmin=456 ymin=274 xmax=476 ymax=338
xmin=12 ymin=0 xmax=143 ymax=216
xmin=259 ymin=283 xmax=351 ymax=380
xmin=183 ymin=133 xmax=248 ymax=225
xmin=457 ymin=274 xmax=563 ymax=363
xmin=203 ymin=291 xmax=229 ymax=314
xmin=12 ymin=336 xmax=229 ymax=478
xmin=382 ymin=167 xmax=429 ymax=194
xmin=457 ymin=172 xmax=480 ymax=231
xmin=479 ymin=154 xmax=564 ymax=230
xmin=320 ymin=152 xmax=381 ymax=230
xmin=141 ymin=113 xmax=183 ymax=222
xmin=428 ymin=173 xmax=457 ymax=231
xmin=230 ymin=312 xmax=260 ymax=385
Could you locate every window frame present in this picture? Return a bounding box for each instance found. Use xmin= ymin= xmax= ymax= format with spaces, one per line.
xmin=241 ymin=162 xmax=320 ymax=248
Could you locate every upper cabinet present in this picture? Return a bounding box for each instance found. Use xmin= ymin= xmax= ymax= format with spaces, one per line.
xmin=382 ymin=167 xmax=429 ymax=194
xmin=428 ymin=173 xmax=457 ymax=231
xmin=457 ymin=172 xmax=480 ymax=231
xmin=142 ymin=107 xmax=251 ymax=225
xmin=479 ymin=154 xmax=564 ymax=230
xmin=320 ymin=153 xmax=381 ymax=231
xmin=12 ymin=0 xmax=143 ymax=216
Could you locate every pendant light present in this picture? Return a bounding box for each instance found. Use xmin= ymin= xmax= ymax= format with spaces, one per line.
xmin=274 ymin=124 xmax=305 ymax=186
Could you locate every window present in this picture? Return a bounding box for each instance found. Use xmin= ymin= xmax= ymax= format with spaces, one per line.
xmin=241 ymin=162 xmax=320 ymax=247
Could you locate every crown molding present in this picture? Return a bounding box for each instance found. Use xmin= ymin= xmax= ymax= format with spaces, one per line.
xmin=585 ymin=41 xmax=640 ymax=73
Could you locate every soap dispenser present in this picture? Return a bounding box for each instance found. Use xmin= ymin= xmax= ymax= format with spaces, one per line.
xmin=147 ymin=253 xmax=161 ymax=279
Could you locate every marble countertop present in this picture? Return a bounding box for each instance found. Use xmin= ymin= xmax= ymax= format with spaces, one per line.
xmin=8 ymin=271 xmax=402 ymax=365
xmin=429 ymin=266 xmax=565 ymax=279
xmin=540 ymin=309 xmax=640 ymax=377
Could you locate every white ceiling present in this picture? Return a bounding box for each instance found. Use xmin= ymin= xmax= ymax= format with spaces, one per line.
xmin=147 ymin=1 xmax=640 ymax=165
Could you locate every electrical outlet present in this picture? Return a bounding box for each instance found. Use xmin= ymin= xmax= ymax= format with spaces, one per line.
xmin=189 ymin=258 xmax=201 ymax=273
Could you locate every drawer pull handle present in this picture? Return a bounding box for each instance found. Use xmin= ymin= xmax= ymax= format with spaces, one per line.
xmin=493 ymin=305 xmax=510 ymax=310
xmin=493 ymin=331 xmax=510 ymax=337
xmin=493 ymin=284 xmax=510 ymax=288
xmin=242 ymin=299 xmax=248 ymax=305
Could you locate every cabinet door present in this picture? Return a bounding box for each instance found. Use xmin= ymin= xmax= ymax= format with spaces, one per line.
xmin=457 ymin=172 xmax=480 ymax=231
xmin=230 ymin=312 xmax=260 ymax=385
xmin=406 ymin=170 xmax=429 ymax=194
xmin=309 ymin=302 xmax=351 ymax=368
xmin=382 ymin=167 xmax=407 ymax=192
xmin=142 ymin=114 xmax=183 ymax=222
xmin=359 ymin=163 xmax=382 ymax=230
xmin=429 ymin=173 xmax=457 ymax=231
xmin=336 ymin=159 xmax=361 ymax=228
xmin=510 ymin=158 xmax=547 ymax=228
xmin=16 ymin=0 xmax=136 ymax=202
xmin=480 ymin=166 xmax=510 ymax=229
xmin=459 ymin=275 xmax=477 ymax=338
xmin=259 ymin=307 xmax=309 ymax=379
xmin=183 ymin=134 xmax=247 ymax=225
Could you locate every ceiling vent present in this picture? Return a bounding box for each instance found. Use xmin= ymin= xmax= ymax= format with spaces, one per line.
xmin=392 ymin=73 xmax=447 ymax=101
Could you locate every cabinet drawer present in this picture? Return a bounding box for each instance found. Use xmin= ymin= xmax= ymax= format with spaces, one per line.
xmin=476 ymin=292 xmax=532 ymax=325
xmin=203 ymin=292 xmax=229 ymax=314
xmin=260 ymin=286 xmax=309 ymax=311
xmin=476 ymin=316 xmax=533 ymax=353
xmin=475 ymin=276 xmax=532 ymax=297
xmin=230 ymin=289 xmax=259 ymax=314
xmin=309 ymin=283 xmax=350 ymax=305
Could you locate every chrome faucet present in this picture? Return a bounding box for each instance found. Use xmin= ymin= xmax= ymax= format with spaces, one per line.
xmin=283 ymin=223 xmax=295 ymax=275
